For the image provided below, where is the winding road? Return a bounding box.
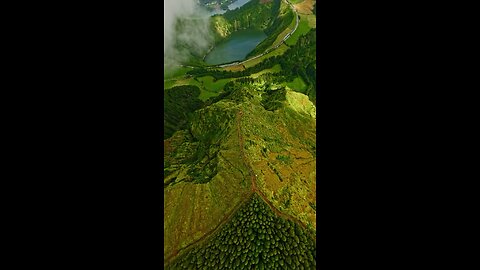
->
[216,0,299,68]
[164,2,313,267]
[170,1,299,73]
[166,107,314,267]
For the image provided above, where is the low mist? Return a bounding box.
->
[164,0,213,73]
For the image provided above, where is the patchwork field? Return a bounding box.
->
[237,88,317,233]
[294,0,316,15]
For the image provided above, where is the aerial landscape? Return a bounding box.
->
[164,0,316,268]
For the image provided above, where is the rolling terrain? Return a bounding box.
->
[164,0,317,268]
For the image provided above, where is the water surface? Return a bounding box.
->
[205,29,266,65]
[209,0,252,16]
[228,0,251,10]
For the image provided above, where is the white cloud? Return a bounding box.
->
[164,0,213,72]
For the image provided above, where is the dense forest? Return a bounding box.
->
[167,194,316,269]
[164,2,317,267]
[164,85,204,139]
[222,0,278,30]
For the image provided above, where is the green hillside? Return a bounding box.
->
[167,194,316,270]
[164,0,317,267]
[211,0,279,40]
[164,74,316,266]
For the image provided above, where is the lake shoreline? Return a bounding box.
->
[204,29,267,65]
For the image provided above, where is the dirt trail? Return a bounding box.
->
[165,192,253,267]
[165,108,314,267]
[236,109,316,241]
[165,113,255,267]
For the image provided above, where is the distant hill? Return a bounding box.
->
[164,1,317,268]
[207,0,276,41]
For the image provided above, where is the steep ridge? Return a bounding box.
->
[164,77,316,265]
[164,1,317,267]
[164,96,252,264]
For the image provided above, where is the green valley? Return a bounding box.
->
[164,0,317,268]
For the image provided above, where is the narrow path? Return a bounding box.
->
[165,106,314,267]
[236,109,316,241]
[165,113,254,267]
[165,192,253,267]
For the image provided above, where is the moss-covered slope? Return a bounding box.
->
[164,96,251,264]
[164,76,316,264]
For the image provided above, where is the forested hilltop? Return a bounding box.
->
[164,0,317,268]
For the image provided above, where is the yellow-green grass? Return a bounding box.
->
[285,76,307,91]
[164,127,252,264]
[306,14,316,28]
[197,76,233,92]
[285,14,312,46]
[266,10,298,51]
[197,76,235,101]
[164,77,202,90]
[294,0,315,15]
[164,174,251,263]
[289,0,304,4]
[164,80,176,90]
[250,64,282,79]
[164,66,192,79]
[164,75,234,101]
[199,90,221,101]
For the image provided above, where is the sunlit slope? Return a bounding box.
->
[164,75,316,264]
[167,193,316,269]
[164,100,252,264]
[237,82,317,233]
[293,0,316,15]
[210,0,278,39]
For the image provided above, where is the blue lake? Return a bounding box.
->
[209,0,252,16]
[204,29,266,65]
